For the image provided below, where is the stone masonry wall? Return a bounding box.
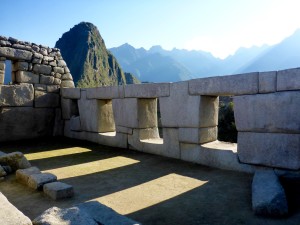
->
[0,36,74,141]
[61,68,300,172]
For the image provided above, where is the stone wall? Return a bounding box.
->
[0,36,74,141]
[61,68,300,172]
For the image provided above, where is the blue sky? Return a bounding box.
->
[1,0,300,58]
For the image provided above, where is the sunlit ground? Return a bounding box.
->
[1,137,300,225]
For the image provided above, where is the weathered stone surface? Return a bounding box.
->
[259,71,276,93]
[113,98,138,128]
[178,127,217,144]
[0,47,32,60]
[61,88,81,99]
[0,69,4,84]
[0,61,5,70]
[40,74,54,84]
[79,91,115,132]
[86,85,124,99]
[16,71,39,83]
[70,116,81,131]
[277,68,300,91]
[0,152,31,171]
[189,72,259,96]
[13,61,28,71]
[33,64,52,75]
[160,82,218,128]
[138,98,157,128]
[46,85,60,93]
[252,170,288,216]
[57,59,67,67]
[0,84,34,106]
[43,182,74,200]
[61,98,79,120]
[0,192,32,225]
[35,91,60,108]
[28,172,57,190]
[234,91,300,133]
[53,108,64,136]
[62,73,73,80]
[238,132,300,170]
[0,107,55,142]
[61,80,75,88]
[116,126,133,135]
[32,206,97,225]
[34,84,46,91]
[161,128,180,159]
[16,166,41,184]
[125,83,170,98]
[0,166,7,177]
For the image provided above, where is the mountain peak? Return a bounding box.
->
[149,45,164,52]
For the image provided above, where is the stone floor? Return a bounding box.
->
[0,137,300,225]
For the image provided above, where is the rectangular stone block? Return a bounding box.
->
[61,98,79,119]
[33,64,52,75]
[78,91,115,132]
[43,182,74,200]
[16,71,39,84]
[160,82,218,128]
[237,132,300,170]
[53,108,64,136]
[27,172,57,190]
[0,107,55,142]
[116,126,133,134]
[70,116,81,131]
[113,98,138,128]
[40,74,54,84]
[61,80,75,88]
[0,70,4,84]
[189,72,259,96]
[0,47,32,60]
[161,128,180,159]
[86,85,124,99]
[13,61,28,71]
[61,88,81,99]
[259,71,276,93]
[138,98,157,128]
[16,166,41,184]
[277,68,300,91]
[0,84,34,106]
[178,127,217,144]
[124,83,170,98]
[47,85,60,93]
[234,91,300,133]
[0,61,5,70]
[35,91,60,108]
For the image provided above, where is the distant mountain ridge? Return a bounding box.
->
[55,22,139,87]
[110,29,300,82]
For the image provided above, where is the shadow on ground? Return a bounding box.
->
[0,137,300,225]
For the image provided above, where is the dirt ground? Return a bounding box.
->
[0,137,300,225]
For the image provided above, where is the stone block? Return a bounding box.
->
[61,98,79,119]
[70,116,81,131]
[161,128,180,159]
[53,108,64,136]
[189,72,259,96]
[61,80,75,88]
[64,120,71,138]
[35,91,60,108]
[125,83,170,98]
[13,61,28,71]
[0,192,32,225]
[61,87,81,99]
[0,152,31,171]
[57,59,67,67]
[178,127,217,144]
[0,61,5,70]
[0,84,34,106]
[33,64,52,75]
[234,91,300,133]
[34,84,46,91]
[16,166,41,184]
[0,47,32,60]
[0,69,4,84]
[16,71,39,84]
[78,91,115,132]
[259,71,276,93]
[47,85,60,93]
[62,73,73,80]
[0,107,55,142]
[116,126,133,134]
[86,85,124,99]
[160,82,218,128]
[0,166,7,177]
[27,172,57,190]
[238,132,300,170]
[113,98,138,128]
[138,98,158,128]
[40,74,54,84]
[53,66,64,74]
[252,170,288,216]
[277,68,300,91]
[43,182,74,200]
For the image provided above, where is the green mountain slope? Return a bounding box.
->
[55,22,140,87]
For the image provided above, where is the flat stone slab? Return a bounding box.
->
[43,182,74,200]
[16,166,41,184]
[27,172,57,190]
[252,170,288,216]
[0,192,32,225]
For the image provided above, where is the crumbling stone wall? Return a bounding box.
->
[61,69,300,172]
[0,36,74,141]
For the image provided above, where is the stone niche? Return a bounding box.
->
[0,36,74,142]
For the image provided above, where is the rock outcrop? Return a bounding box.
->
[55,22,140,87]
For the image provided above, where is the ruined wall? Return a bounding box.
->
[61,68,300,172]
[0,36,74,141]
